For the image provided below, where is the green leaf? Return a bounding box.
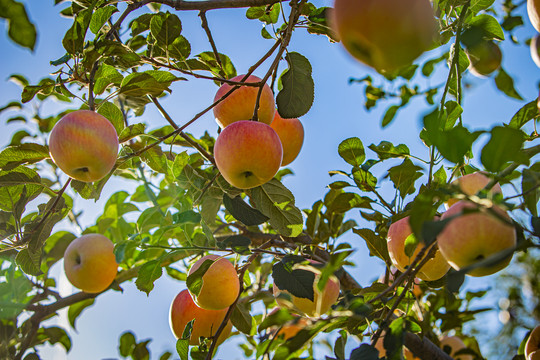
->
[0,0,37,50]
[173,210,201,225]
[119,331,136,357]
[186,258,214,297]
[469,0,496,14]
[350,344,379,360]
[276,52,314,118]
[185,52,236,79]
[62,7,93,54]
[352,167,377,192]
[381,105,399,127]
[521,169,539,217]
[481,126,526,172]
[0,166,43,212]
[494,68,523,100]
[89,5,118,34]
[135,259,163,295]
[223,194,269,226]
[387,158,423,198]
[168,35,191,60]
[231,302,253,334]
[0,143,49,171]
[508,100,539,129]
[16,248,42,276]
[246,4,280,24]
[352,228,390,263]
[338,137,365,166]
[119,70,179,97]
[368,141,409,160]
[97,101,124,135]
[218,235,252,255]
[150,12,181,46]
[67,298,95,330]
[326,192,373,214]
[469,14,505,41]
[272,255,315,301]
[36,326,71,352]
[93,64,123,95]
[119,123,146,143]
[176,339,189,360]
[250,179,303,237]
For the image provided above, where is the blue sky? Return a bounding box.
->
[1,1,539,358]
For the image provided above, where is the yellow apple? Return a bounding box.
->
[49,110,119,182]
[439,336,473,360]
[63,234,118,293]
[438,201,516,277]
[387,216,450,281]
[213,74,275,128]
[467,40,502,77]
[273,262,340,317]
[187,254,240,310]
[526,326,540,360]
[446,171,503,208]
[531,35,540,68]
[330,0,438,73]
[169,289,232,346]
[214,120,283,189]
[270,112,304,166]
[528,0,540,32]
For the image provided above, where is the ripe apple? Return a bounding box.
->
[270,112,304,166]
[438,201,516,277]
[187,254,240,310]
[169,289,232,346]
[330,0,437,73]
[528,0,540,32]
[531,35,540,68]
[213,74,275,128]
[214,120,283,189]
[63,234,118,293]
[466,41,502,77]
[446,171,502,208]
[439,336,473,360]
[49,110,119,182]
[526,326,540,360]
[273,262,340,317]
[387,216,450,281]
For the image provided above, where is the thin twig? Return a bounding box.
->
[199,10,225,77]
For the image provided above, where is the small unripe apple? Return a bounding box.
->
[531,35,540,68]
[438,201,516,277]
[169,289,232,346]
[446,172,502,208]
[467,41,502,77]
[63,234,118,293]
[187,254,240,310]
[330,0,437,73]
[213,74,275,128]
[270,112,304,166]
[439,336,473,360]
[528,0,540,32]
[214,120,283,189]
[49,110,119,182]
[387,216,450,281]
[273,262,340,317]
[526,326,540,360]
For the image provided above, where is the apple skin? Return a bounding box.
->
[439,336,473,360]
[169,289,232,346]
[387,216,450,281]
[528,0,540,32]
[49,110,119,182]
[63,234,118,293]
[213,74,275,128]
[531,35,540,68]
[446,172,502,208]
[270,112,304,166]
[214,120,283,189]
[467,41,502,77]
[526,326,540,360]
[330,0,437,73]
[187,254,240,310]
[438,201,516,277]
[273,262,340,317]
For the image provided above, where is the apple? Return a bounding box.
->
[526,326,540,360]
[438,201,516,277]
[387,216,450,281]
[273,262,340,317]
[270,112,304,166]
[528,0,540,32]
[446,171,502,208]
[63,234,118,293]
[531,35,540,68]
[330,0,437,73]
[187,254,240,310]
[467,40,502,77]
[214,120,283,189]
[49,110,119,182]
[213,74,275,128]
[266,309,311,340]
[169,289,232,346]
[439,336,473,360]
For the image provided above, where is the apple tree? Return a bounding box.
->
[0,0,539,359]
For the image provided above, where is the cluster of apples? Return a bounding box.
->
[213,74,304,189]
[387,172,516,282]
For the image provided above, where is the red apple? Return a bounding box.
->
[213,74,275,128]
[330,0,437,73]
[187,254,240,310]
[169,289,232,346]
[438,201,516,277]
[446,171,502,208]
[49,110,119,182]
[214,120,283,189]
[270,112,304,166]
[63,234,118,293]
[467,41,502,78]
